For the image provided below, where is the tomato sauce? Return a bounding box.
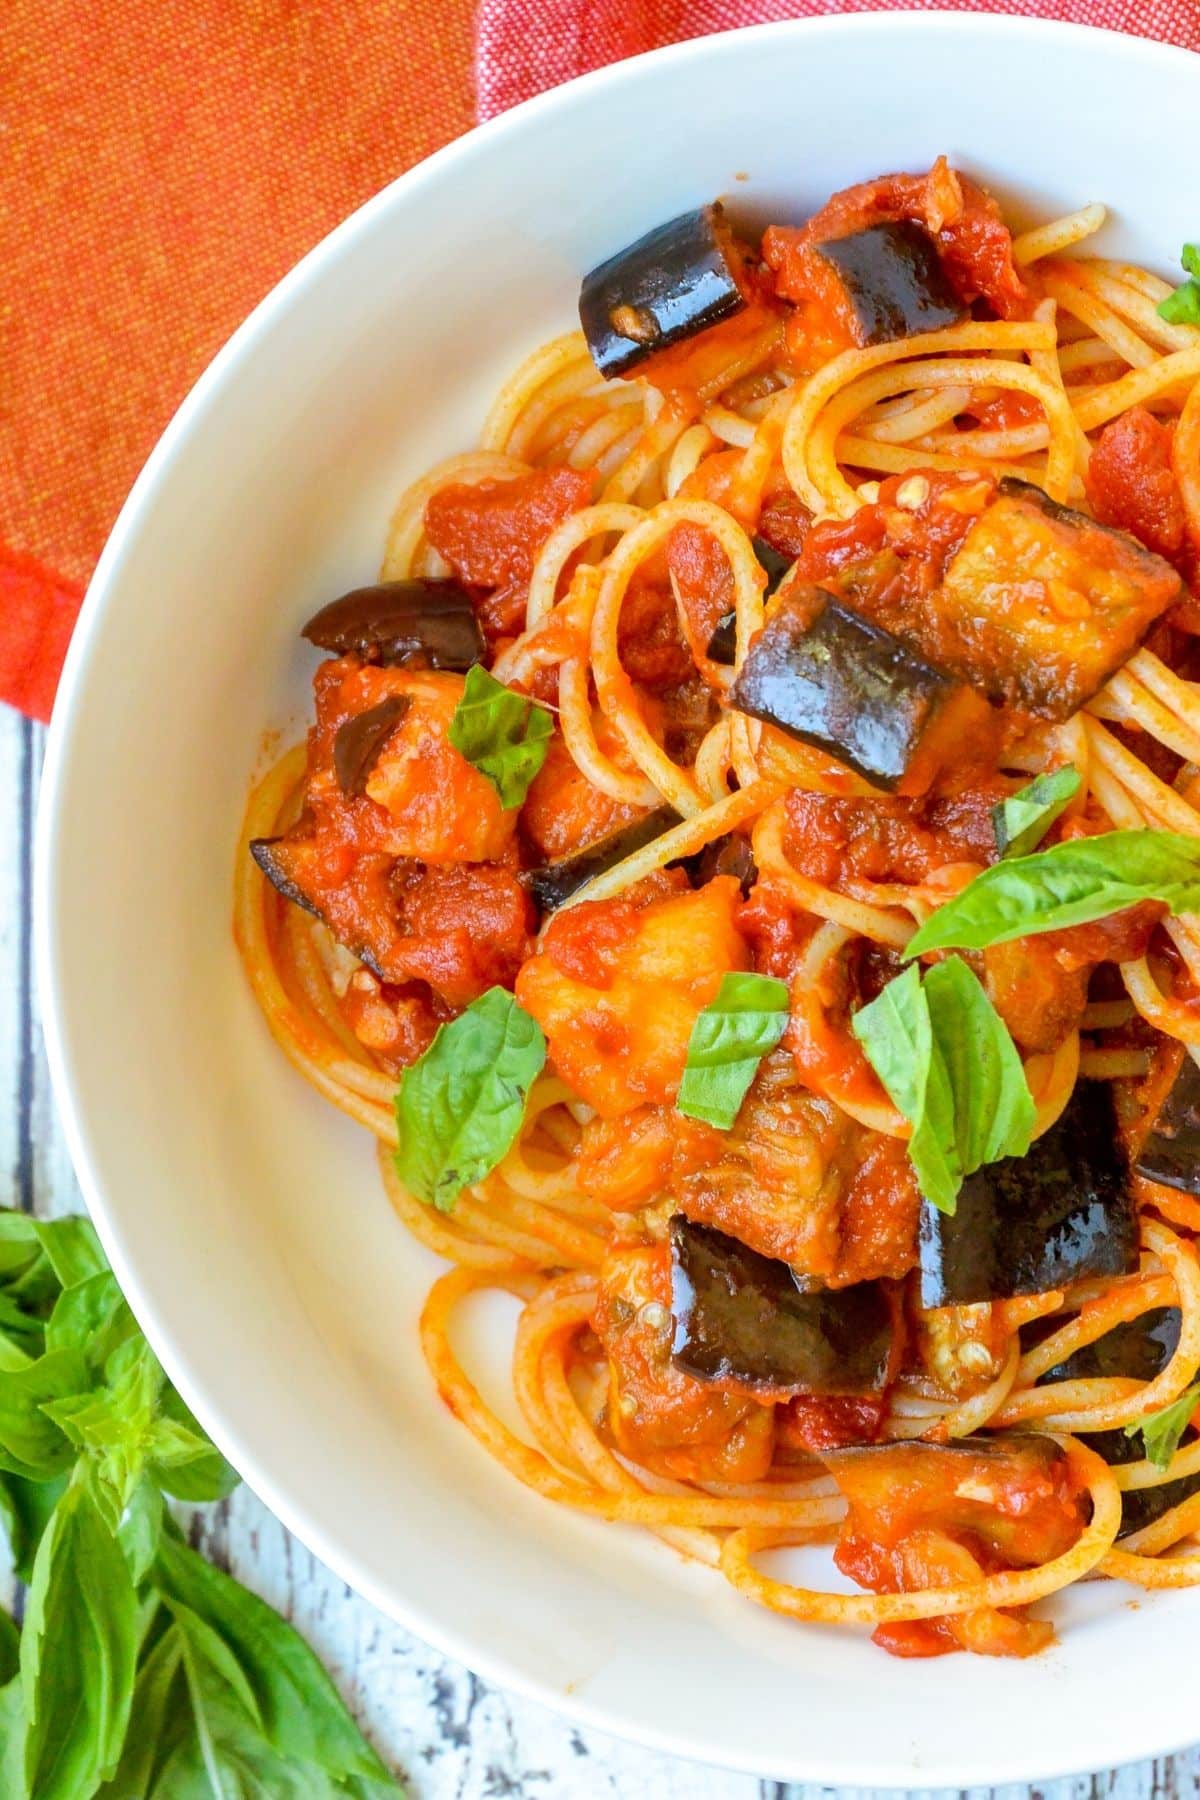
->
[424,467,595,640]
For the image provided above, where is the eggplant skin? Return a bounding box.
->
[730,586,956,789]
[1034,1306,1200,1536]
[249,834,389,982]
[302,580,485,671]
[332,695,411,797]
[249,836,323,921]
[816,221,966,346]
[523,807,678,913]
[920,1080,1136,1305]
[1136,1052,1200,1194]
[579,205,747,380]
[706,537,793,666]
[669,1216,892,1396]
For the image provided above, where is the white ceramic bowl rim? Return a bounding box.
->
[36,15,1200,1784]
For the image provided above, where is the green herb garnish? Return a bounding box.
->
[1124,1380,1200,1472]
[992,766,1081,860]
[447,665,553,808]
[395,987,546,1211]
[1158,245,1200,327]
[852,957,1035,1214]
[0,1208,403,1798]
[904,830,1200,958]
[676,972,790,1131]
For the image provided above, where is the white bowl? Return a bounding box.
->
[36,15,1200,1784]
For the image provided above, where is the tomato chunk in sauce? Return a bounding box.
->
[516,875,748,1116]
[828,1436,1087,1658]
[424,467,594,641]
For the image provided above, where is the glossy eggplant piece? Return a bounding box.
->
[920,1080,1136,1305]
[938,479,1181,719]
[249,835,323,921]
[302,580,485,671]
[523,807,678,913]
[676,831,757,895]
[669,1216,892,1396]
[815,220,966,346]
[579,205,748,380]
[1035,1307,1200,1536]
[1136,1052,1200,1194]
[729,585,957,789]
[706,536,794,666]
[333,695,411,797]
[250,832,389,982]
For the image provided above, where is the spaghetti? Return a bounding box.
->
[236,162,1200,1659]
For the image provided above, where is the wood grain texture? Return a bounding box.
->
[4,702,1198,1798]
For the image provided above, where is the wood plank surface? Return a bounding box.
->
[3,702,1196,1798]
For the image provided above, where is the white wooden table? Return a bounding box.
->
[3,702,1196,1799]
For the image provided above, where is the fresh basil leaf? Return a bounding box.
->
[45,1270,135,1368]
[42,1335,167,1532]
[447,665,553,808]
[118,1481,165,1587]
[0,1347,87,1481]
[0,1608,18,1686]
[31,1217,107,1290]
[21,1476,138,1800]
[853,963,959,1214]
[150,1386,239,1504]
[0,1470,68,1582]
[854,957,1034,1214]
[924,957,1035,1175]
[0,1672,23,1799]
[1124,1379,1200,1471]
[992,766,1080,860]
[395,987,546,1211]
[0,1213,60,1314]
[676,972,790,1130]
[0,1293,44,1362]
[96,1622,184,1798]
[152,1534,402,1793]
[1159,248,1200,325]
[905,829,1200,957]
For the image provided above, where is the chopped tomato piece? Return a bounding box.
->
[827,1436,1087,1659]
[361,671,517,862]
[520,728,648,862]
[515,877,748,1116]
[1086,408,1188,565]
[424,467,594,639]
[666,522,734,671]
[592,1242,775,1483]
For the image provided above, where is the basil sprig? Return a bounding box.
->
[0,1209,402,1799]
[395,987,546,1210]
[852,957,1035,1214]
[992,766,1080,860]
[1158,244,1200,327]
[677,972,790,1130]
[1124,1380,1200,1472]
[447,665,553,808]
[905,829,1200,958]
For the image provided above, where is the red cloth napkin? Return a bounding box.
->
[4,0,1197,721]
[477,0,1200,117]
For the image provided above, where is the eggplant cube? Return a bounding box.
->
[669,1215,892,1396]
[920,1079,1136,1305]
[937,479,1181,719]
[730,586,958,790]
[1035,1306,1200,1536]
[1136,1051,1200,1195]
[815,220,966,346]
[579,205,748,380]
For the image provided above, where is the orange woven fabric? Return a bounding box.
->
[0,0,475,719]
